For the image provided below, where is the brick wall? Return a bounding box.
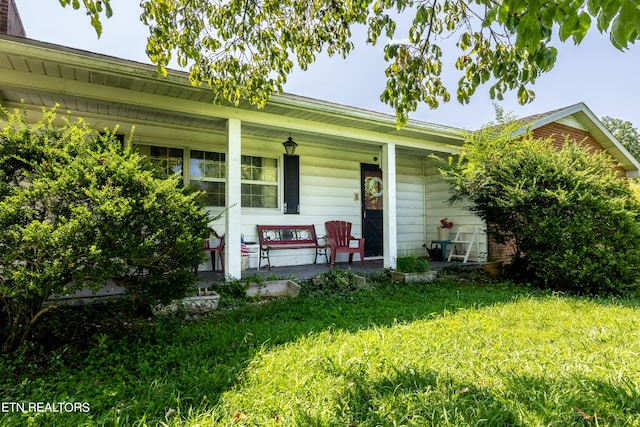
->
[0,0,26,37]
[489,121,626,263]
[531,121,626,176]
[487,234,517,264]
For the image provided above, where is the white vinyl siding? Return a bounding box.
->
[396,155,427,257]
[423,157,487,261]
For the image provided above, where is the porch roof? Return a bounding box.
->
[0,34,464,156]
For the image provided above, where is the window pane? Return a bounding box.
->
[239,155,278,207]
[189,150,226,207]
[240,155,277,182]
[167,158,182,175]
[191,150,225,179]
[150,146,165,157]
[241,192,251,207]
[262,185,278,208]
[192,181,225,207]
[190,157,203,178]
[203,161,223,178]
[241,156,252,180]
[262,164,277,182]
[138,144,183,177]
[241,183,277,208]
[168,148,183,158]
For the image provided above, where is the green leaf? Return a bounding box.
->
[459,32,472,50]
[573,12,592,43]
[559,13,579,41]
[105,1,113,18]
[109,0,640,127]
[482,5,499,27]
[90,15,103,38]
[597,0,621,32]
[609,0,639,49]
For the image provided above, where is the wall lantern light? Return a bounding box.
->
[282,136,298,156]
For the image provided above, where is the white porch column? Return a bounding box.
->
[225,118,242,279]
[382,143,397,269]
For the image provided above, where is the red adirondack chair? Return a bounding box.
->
[325,221,365,266]
[194,228,225,274]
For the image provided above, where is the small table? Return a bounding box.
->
[430,240,451,261]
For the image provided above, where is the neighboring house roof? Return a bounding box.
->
[0,0,25,37]
[517,102,640,176]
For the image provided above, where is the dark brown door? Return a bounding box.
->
[361,163,383,257]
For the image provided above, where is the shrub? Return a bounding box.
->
[303,269,365,297]
[0,106,209,352]
[396,253,430,273]
[438,118,640,295]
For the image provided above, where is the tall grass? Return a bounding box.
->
[2,278,640,426]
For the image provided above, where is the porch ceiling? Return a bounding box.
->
[0,35,463,155]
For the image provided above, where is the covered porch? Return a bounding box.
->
[0,35,486,283]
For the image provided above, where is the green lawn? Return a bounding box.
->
[2,273,640,426]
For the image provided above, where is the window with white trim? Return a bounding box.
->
[241,155,278,208]
[136,146,278,209]
[190,150,226,206]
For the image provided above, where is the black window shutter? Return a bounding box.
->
[283,155,300,214]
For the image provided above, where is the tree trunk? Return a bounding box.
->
[1,296,52,353]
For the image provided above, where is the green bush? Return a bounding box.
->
[302,269,365,297]
[396,253,430,273]
[438,118,640,295]
[0,106,209,352]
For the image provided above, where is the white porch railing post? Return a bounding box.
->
[225,118,242,280]
[382,143,397,269]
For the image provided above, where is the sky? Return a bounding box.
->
[15,0,640,131]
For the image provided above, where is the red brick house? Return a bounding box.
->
[0,0,24,38]
[486,103,640,262]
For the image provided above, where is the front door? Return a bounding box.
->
[361,163,383,257]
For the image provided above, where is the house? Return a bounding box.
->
[1,4,638,278]
[525,104,638,178]
[485,104,640,262]
[0,0,24,38]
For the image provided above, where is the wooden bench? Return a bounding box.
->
[257,225,328,270]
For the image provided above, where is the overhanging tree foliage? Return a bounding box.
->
[438,118,640,295]
[602,116,640,162]
[0,107,209,352]
[60,0,639,125]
